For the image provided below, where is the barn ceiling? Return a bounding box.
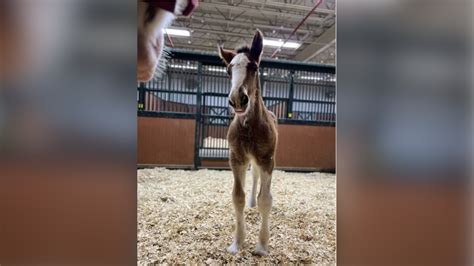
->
[168,0,336,64]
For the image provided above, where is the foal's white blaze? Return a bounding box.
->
[229,53,250,98]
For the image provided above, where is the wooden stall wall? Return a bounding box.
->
[276,124,335,171]
[200,124,335,171]
[138,117,335,171]
[137,117,195,167]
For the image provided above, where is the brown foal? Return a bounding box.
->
[218,30,278,256]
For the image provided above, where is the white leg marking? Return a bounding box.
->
[227,241,239,254]
[248,164,259,208]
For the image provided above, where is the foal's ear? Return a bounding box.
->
[218,45,235,66]
[250,29,264,64]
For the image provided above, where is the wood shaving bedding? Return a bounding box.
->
[138,168,335,265]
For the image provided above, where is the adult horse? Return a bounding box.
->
[137,0,198,82]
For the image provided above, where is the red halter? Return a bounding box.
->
[144,0,199,16]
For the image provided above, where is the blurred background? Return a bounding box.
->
[337,0,473,264]
[0,0,136,264]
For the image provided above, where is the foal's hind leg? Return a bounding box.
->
[248,164,259,208]
[255,167,273,256]
[227,162,248,254]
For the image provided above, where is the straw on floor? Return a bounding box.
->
[138,168,335,265]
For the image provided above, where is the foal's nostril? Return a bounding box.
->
[240,94,249,106]
[229,99,236,108]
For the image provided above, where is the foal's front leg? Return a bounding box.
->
[227,163,247,254]
[248,164,259,208]
[255,168,273,256]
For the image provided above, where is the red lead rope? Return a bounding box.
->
[166,31,175,48]
[270,0,324,58]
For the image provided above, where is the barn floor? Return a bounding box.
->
[138,168,336,265]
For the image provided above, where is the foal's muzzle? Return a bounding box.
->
[137,32,162,82]
[228,91,249,114]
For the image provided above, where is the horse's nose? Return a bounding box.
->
[240,94,249,107]
[228,99,236,108]
[137,31,163,82]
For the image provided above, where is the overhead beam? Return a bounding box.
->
[173,37,296,54]
[166,43,218,52]
[189,27,323,46]
[306,39,336,62]
[244,0,335,15]
[198,2,324,24]
[293,25,335,62]
[173,25,324,46]
[168,42,295,57]
[190,28,255,39]
[175,16,314,34]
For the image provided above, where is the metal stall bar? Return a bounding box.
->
[193,62,203,169]
[287,70,295,119]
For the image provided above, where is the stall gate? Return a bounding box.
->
[138,49,336,169]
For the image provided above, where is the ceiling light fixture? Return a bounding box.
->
[263,39,301,49]
[164,28,191,37]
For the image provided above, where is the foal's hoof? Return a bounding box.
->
[254,243,269,256]
[227,241,240,254]
[247,200,257,208]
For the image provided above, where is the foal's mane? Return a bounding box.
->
[235,46,250,54]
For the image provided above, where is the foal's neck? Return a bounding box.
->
[244,77,266,123]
